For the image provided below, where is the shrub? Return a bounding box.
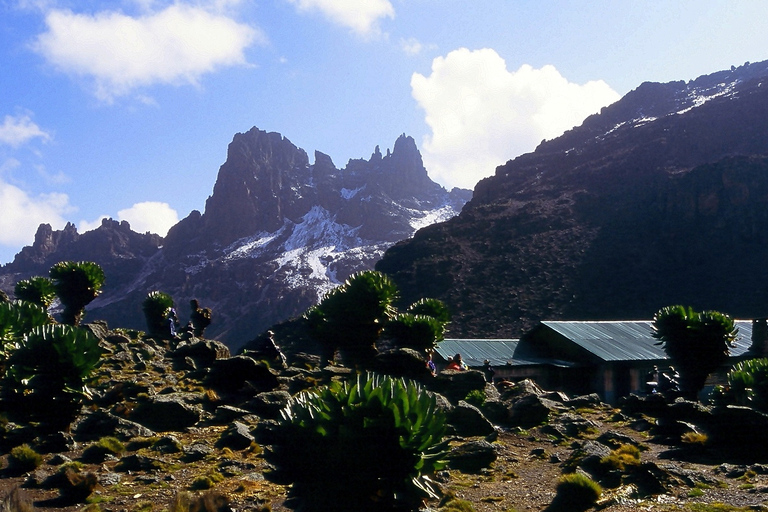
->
[552,473,602,511]
[719,358,768,410]
[600,443,641,471]
[464,389,486,408]
[265,372,448,512]
[681,432,709,446]
[8,444,43,473]
[82,437,126,462]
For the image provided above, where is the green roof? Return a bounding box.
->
[540,320,754,362]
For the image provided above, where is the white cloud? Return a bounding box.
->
[78,216,108,233]
[411,48,621,190]
[400,37,435,56]
[0,115,51,148]
[33,4,264,101]
[287,0,394,37]
[0,179,72,248]
[117,201,179,236]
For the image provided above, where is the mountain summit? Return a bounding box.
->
[378,60,768,337]
[0,129,470,349]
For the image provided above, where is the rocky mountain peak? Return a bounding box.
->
[1,127,470,350]
[199,128,312,245]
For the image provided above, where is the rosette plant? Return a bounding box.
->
[305,271,399,366]
[14,276,56,309]
[265,372,448,512]
[49,261,105,325]
[4,324,103,429]
[142,291,175,338]
[652,305,737,400]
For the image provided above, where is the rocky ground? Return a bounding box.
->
[1,325,768,512]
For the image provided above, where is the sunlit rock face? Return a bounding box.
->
[0,128,470,350]
[378,60,768,338]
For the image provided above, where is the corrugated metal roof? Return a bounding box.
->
[435,339,524,367]
[542,320,754,362]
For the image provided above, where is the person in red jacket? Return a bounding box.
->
[446,353,467,371]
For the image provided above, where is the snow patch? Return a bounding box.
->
[341,186,364,199]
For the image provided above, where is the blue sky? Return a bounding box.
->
[1,1,767,264]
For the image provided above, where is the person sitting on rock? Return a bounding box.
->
[426,350,437,376]
[446,353,467,371]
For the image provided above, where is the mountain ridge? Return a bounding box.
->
[0,129,470,349]
[377,59,768,338]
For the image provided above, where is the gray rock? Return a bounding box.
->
[447,440,498,473]
[205,355,280,394]
[507,394,566,428]
[448,401,496,437]
[73,411,155,442]
[130,394,203,432]
[430,369,487,403]
[247,390,292,419]
[217,421,255,450]
[212,405,251,424]
[183,442,214,462]
[170,340,231,369]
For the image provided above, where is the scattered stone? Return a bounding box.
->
[246,390,292,419]
[183,442,214,462]
[130,394,203,432]
[152,435,183,454]
[205,356,280,394]
[446,440,498,473]
[448,401,496,437]
[507,394,566,428]
[217,421,255,450]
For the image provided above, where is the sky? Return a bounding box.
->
[1,1,768,265]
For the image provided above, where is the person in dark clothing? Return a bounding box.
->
[482,359,495,382]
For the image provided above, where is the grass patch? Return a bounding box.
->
[8,444,43,473]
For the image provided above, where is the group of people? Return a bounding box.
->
[426,352,495,382]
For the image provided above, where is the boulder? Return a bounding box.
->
[372,348,433,380]
[448,401,496,437]
[246,390,292,419]
[204,355,280,394]
[73,411,155,442]
[507,394,566,428]
[217,421,255,451]
[429,369,487,403]
[170,340,231,369]
[446,440,498,473]
[130,394,203,432]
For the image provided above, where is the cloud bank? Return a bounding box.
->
[80,201,178,237]
[287,0,394,37]
[411,48,621,190]
[117,201,179,236]
[0,181,72,249]
[33,4,263,101]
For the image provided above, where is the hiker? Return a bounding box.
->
[482,359,495,382]
[426,351,436,376]
[446,353,467,371]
